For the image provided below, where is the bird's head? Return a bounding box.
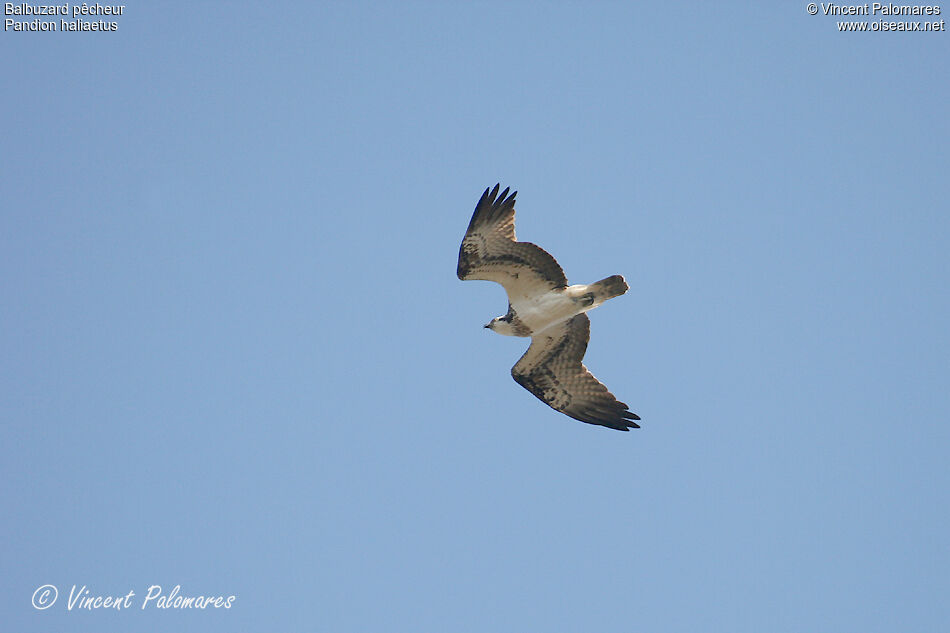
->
[484,315,517,336]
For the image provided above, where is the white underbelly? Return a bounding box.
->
[513,290,583,334]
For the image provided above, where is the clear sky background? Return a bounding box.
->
[3,2,948,632]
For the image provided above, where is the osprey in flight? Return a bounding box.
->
[457,184,640,431]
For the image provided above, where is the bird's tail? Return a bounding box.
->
[590,275,628,302]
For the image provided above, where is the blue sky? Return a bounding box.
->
[3,2,948,631]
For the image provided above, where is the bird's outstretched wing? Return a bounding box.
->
[511,314,640,431]
[457,184,567,300]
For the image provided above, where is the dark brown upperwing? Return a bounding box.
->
[511,314,640,431]
[457,184,567,296]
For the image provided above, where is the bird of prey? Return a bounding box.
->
[457,184,640,431]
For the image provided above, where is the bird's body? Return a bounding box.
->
[489,289,581,336]
[457,184,640,431]
[487,280,626,337]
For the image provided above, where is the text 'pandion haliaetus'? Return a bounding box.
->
[458,184,640,431]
